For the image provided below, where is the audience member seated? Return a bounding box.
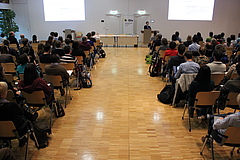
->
[19,38,35,63]
[151,33,162,53]
[63,38,72,51]
[175,31,182,43]
[18,63,54,104]
[90,31,97,43]
[39,44,52,63]
[2,40,18,57]
[32,34,39,43]
[205,31,213,42]
[0,65,18,94]
[0,82,28,148]
[7,31,19,49]
[188,35,200,56]
[171,34,180,46]
[52,41,65,56]
[166,44,186,76]
[205,42,214,58]
[16,53,30,76]
[183,35,192,47]
[0,33,7,44]
[174,51,200,79]
[37,43,44,57]
[188,66,215,119]
[45,55,69,96]
[86,32,95,47]
[206,49,226,74]
[71,41,86,61]
[163,41,178,61]
[66,34,74,43]
[157,38,169,53]
[58,36,63,43]
[194,47,209,66]
[0,45,14,63]
[197,32,203,42]
[202,94,240,146]
[18,34,25,44]
[60,47,77,64]
[216,63,240,110]
[79,36,92,51]
[45,36,55,49]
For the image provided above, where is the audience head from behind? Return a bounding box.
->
[82,36,87,42]
[9,31,15,37]
[50,54,60,63]
[0,33,5,38]
[230,34,236,41]
[72,41,79,50]
[215,44,226,53]
[54,32,58,38]
[20,34,25,39]
[66,34,72,40]
[58,36,63,43]
[63,46,71,55]
[186,35,192,41]
[175,31,180,37]
[161,38,168,46]
[65,38,71,45]
[198,47,206,56]
[178,44,185,55]
[195,65,211,84]
[184,51,193,60]
[55,41,62,49]
[86,32,92,39]
[32,35,38,43]
[3,40,9,46]
[0,81,8,99]
[50,31,55,37]
[209,31,213,38]
[19,53,29,65]
[213,49,223,61]
[22,38,29,46]
[23,63,39,86]
[169,41,176,50]
[91,31,96,37]
[156,33,162,40]
[44,44,51,53]
[0,45,9,54]
[192,34,198,43]
[171,34,177,41]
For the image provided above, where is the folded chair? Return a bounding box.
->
[0,121,38,160]
[200,127,240,160]
[182,91,220,132]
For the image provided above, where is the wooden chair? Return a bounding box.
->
[224,92,240,113]
[182,91,220,132]
[31,43,39,53]
[0,121,38,160]
[39,63,51,74]
[201,127,240,159]
[43,75,71,108]
[75,56,84,65]
[4,74,15,86]
[9,44,18,50]
[6,90,16,103]
[211,74,225,88]
[22,91,53,127]
[159,50,166,59]
[1,63,16,74]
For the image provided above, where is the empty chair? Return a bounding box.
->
[1,63,16,74]
[211,74,225,88]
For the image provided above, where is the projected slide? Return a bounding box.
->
[43,0,85,21]
[168,0,215,21]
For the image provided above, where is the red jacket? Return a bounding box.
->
[164,49,178,60]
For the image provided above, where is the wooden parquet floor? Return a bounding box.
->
[13,47,240,160]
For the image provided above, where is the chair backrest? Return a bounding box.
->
[221,127,240,145]
[0,121,17,138]
[4,74,14,84]
[165,56,172,64]
[84,50,90,57]
[211,74,225,86]
[43,75,62,87]
[9,44,18,50]
[75,56,83,65]
[22,90,46,106]
[1,63,16,74]
[60,63,75,70]
[226,92,239,106]
[159,50,166,58]
[6,90,16,103]
[39,63,51,74]
[195,91,220,106]
[18,73,24,81]
[31,43,39,53]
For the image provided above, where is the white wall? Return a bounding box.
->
[7,0,240,41]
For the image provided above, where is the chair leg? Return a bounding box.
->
[188,106,191,132]
[200,135,209,155]
[182,103,187,120]
[210,137,214,160]
[230,147,235,156]
[24,132,30,160]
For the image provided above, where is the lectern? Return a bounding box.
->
[142,29,151,44]
[63,29,76,40]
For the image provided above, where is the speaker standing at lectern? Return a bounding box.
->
[144,21,151,29]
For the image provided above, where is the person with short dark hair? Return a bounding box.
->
[194,47,209,66]
[32,35,38,43]
[206,49,226,74]
[71,41,86,61]
[206,31,214,42]
[0,45,14,63]
[163,41,178,60]
[7,31,19,49]
[19,38,35,62]
[188,34,200,53]
[2,40,18,57]
[79,36,92,51]
[174,51,200,79]
[52,40,64,56]
[144,21,151,29]
[157,38,169,52]
[175,31,182,43]
[16,53,29,76]
[0,33,7,44]
[45,55,69,96]
[39,44,52,63]
[183,35,192,47]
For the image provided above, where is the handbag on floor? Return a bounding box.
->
[54,101,65,117]
[157,85,174,104]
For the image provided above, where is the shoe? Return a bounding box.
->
[60,89,65,96]
[19,136,27,148]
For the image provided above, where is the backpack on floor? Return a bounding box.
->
[145,55,152,64]
[149,53,162,77]
[54,101,65,118]
[99,49,106,58]
[30,121,51,149]
[157,85,174,104]
[80,71,92,88]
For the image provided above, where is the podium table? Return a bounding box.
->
[99,35,139,47]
